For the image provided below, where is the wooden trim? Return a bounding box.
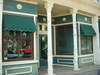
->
[3,10,37,17]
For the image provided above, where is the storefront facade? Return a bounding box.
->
[2,0,38,75]
[0,0,100,75]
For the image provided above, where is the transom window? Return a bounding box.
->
[3,30,34,61]
[81,36,93,55]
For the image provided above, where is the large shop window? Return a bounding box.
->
[56,25,73,55]
[81,36,93,55]
[3,14,36,61]
[3,31,34,60]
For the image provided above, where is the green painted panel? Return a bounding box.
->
[54,15,72,24]
[77,14,92,24]
[7,67,30,74]
[3,0,37,14]
[3,13,36,32]
[38,15,47,23]
[79,56,94,66]
[80,24,96,35]
[3,63,38,75]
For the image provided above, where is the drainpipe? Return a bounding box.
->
[70,8,80,71]
[0,0,3,74]
[44,1,55,75]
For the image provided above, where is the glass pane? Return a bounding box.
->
[81,36,93,55]
[87,40,93,54]
[3,31,33,60]
[81,39,87,54]
[56,26,73,55]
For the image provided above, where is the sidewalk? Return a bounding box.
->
[38,64,100,75]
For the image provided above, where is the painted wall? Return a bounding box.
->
[53,15,72,24]
[76,14,94,66]
[3,0,37,14]
[79,55,94,66]
[3,63,38,75]
[38,15,47,23]
[53,56,74,66]
[77,14,92,24]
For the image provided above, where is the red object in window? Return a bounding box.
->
[18,48,32,54]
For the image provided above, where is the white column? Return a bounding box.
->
[0,0,3,74]
[92,16,100,65]
[34,16,37,60]
[70,8,79,71]
[45,1,55,75]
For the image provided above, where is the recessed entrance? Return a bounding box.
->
[39,35,47,66]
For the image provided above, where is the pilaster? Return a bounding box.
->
[70,8,79,71]
[0,0,3,74]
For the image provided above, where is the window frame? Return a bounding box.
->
[81,35,93,55]
[2,30,34,62]
[56,25,73,55]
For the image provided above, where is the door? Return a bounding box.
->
[39,35,47,66]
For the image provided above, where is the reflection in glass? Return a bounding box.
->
[3,31,33,60]
[81,36,93,55]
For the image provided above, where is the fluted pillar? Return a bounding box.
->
[45,1,55,75]
[70,8,79,71]
[0,0,3,74]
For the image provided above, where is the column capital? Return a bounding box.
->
[0,0,3,4]
[44,1,54,12]
[70,8,78,14]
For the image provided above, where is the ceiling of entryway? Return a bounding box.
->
[31,0,70,16]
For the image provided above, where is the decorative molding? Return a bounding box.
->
[53,55,74,57]
[53,64,73,67]
[82,57,93,64]
[62,17,67,22]
[3,60,38,66]
[15,0,37,5]
[44,1,54,12]
[79,54,93,57]
[52,13,71,17]
[70,8,78,14]
[3,10,37,17]
[77,12,93,17]
[57,58,73,64]
[85,17,88,21]
[16,4,23,10]
[5,66,32,75]
[77,22,92,25]
[54,22,73,26]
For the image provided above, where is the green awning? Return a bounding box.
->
[3,14,36,32]
[80,24,96,36]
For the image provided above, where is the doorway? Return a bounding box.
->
[39,35,47,66]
